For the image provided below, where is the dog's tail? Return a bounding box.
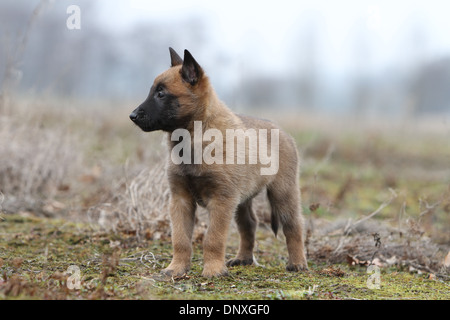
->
[267,188,280,237]
[271,211,279,237]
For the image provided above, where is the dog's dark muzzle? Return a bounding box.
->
[129,107,155,132]
[129,108,143,123]
[129,112,138,122]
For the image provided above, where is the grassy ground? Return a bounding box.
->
[0,98,449,299]
[0,214,448,300]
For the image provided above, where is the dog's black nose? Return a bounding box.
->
[129,112,138,122]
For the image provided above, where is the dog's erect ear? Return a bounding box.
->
[169,47,183,67]
[181,49,203,86]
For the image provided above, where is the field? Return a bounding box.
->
[0,97,449,300]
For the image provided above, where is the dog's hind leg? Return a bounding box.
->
[226,198,257,267]
[267,182,308,272]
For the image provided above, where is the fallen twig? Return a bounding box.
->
[347,188,398,234]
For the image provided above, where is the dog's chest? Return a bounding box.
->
[184,173,216,207]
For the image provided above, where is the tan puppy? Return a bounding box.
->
[130,48,307,277]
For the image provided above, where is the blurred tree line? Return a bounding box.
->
[1,0,449,116]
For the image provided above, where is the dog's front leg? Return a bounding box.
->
[202,199,237,277]
[161,195,196,277]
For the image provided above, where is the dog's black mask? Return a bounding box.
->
[129,83,181,132]
[130,48,203,132]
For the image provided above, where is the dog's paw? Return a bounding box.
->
[226,258,254,267]
[161,263,190,277]
[286,262,309,272]
[202,263,229,278]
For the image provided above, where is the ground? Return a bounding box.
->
[0,214,448,300]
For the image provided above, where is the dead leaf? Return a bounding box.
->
[309,203,320,212]
[11,258,23,269]
[346,255,358,266]
[319,266,346,277]
[57,184,70,192]
[444,251,450,268]
[144,229,153,240]
[173,274,190,281]
[346,255,369,266]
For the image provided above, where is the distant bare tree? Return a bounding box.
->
[410,58,450,114]
[0,0,49,112]
[350,21,371,118]
[1,2,209,101]
[295,20,319,110]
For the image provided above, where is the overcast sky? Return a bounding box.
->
[95,0,450,77]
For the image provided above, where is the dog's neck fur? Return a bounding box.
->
[166,77,241,156]
[187,77,241,134]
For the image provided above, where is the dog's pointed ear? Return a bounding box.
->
[181,49,203,86]
[169,47,183,67]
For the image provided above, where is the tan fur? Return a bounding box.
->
[151,51,307,277]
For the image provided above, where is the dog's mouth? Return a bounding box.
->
[129,114,156,132]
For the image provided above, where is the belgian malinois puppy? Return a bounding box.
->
[130,48,307,277]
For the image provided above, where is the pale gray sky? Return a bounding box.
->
[96,0,450,76]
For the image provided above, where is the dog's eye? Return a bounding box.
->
[156,86,165,99]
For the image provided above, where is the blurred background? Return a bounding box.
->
[1,0,450,117]
[0,1,449,281]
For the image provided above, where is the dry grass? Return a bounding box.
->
[87,162,171,239]
[0,98,82,213]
